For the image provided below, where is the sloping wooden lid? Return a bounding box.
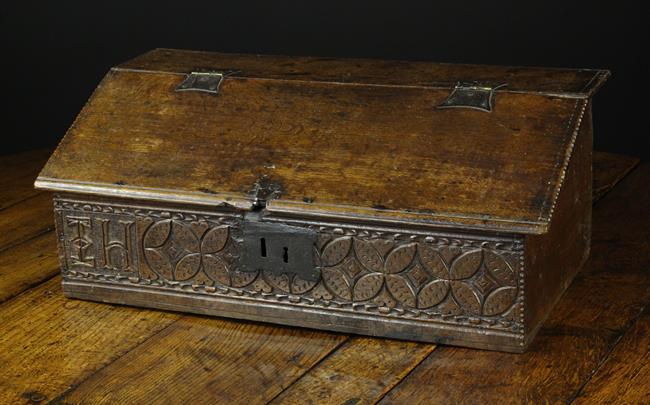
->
[36,49,608,234]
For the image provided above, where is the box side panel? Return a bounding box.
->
[52,194,527,352]
[523,104,593,346]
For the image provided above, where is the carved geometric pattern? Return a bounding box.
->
[317,235,519,317]
[54,198,524,334]
[142,219,237,282]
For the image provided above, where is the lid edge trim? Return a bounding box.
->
[34,177,253,211]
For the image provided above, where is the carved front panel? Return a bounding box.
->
[54,197,524,336]
[315,230,521,320]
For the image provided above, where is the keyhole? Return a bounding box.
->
[260,238,267,257]
[282,247,289,263]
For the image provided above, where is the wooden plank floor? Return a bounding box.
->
[0,150,647,405]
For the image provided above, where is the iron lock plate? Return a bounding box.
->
[241,220,319,282]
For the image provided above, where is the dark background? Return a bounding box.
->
[1,1,647,159]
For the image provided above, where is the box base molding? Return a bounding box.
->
[63,279,527,353]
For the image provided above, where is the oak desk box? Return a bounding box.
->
[35,49,609,352]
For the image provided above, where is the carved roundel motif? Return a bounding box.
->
[143,219,231,282]
[319,236,519,317]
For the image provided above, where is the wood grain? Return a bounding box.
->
[60,318,346,405]
[0,149,50,210]
[37,66,590,234]
[379,164,650,404]
[0,277,180,405]
[0,192,53,252]
[573,306,650,404]
[1,178,42,212]
[592,151,640,202]
[0,231,58,303]
[270,337,435,405]
[0,150,58,302]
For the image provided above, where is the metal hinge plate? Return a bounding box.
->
[176,71,225,95]
[437,82,507,112]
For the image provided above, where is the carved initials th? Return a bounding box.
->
[66,216,95,267]
[96,218,135,272]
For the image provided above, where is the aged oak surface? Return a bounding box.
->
[0,232,58,303]
[269,337,436,405]
[0,192,53,253]
[574,306,650,404]
[0,150,646,405]
[37,50,609,233]
[0,277,179,405]
[33,51,609,352]
[61,319,346,404]
[39,69,584,232]
[0,149,50,211]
